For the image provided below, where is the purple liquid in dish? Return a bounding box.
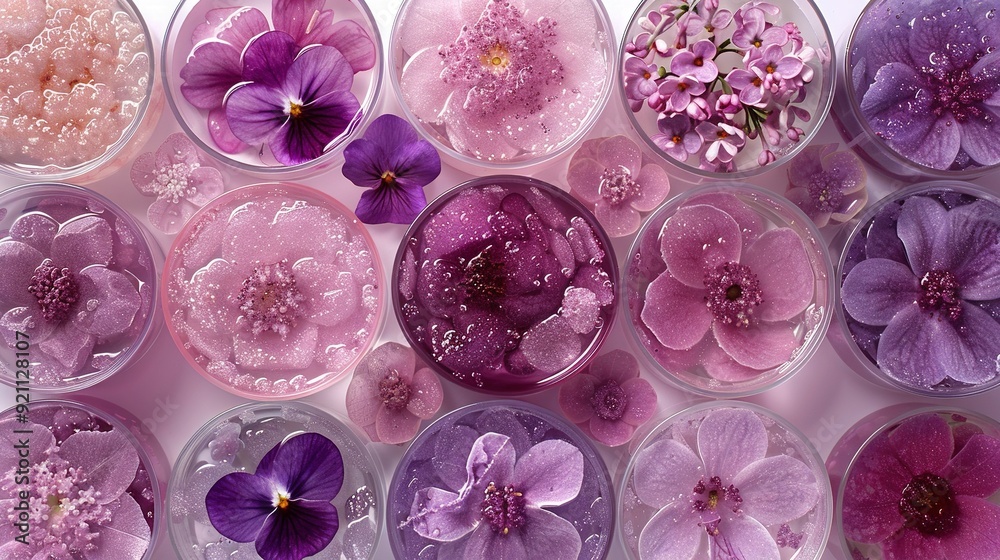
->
[394,176,618,394]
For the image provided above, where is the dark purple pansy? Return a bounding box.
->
[225,31,361,166]
[342,114,441,224]
[205,432,344,560]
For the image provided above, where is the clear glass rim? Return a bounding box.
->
[387,0,616,170]
[161,0,385,177]
[0,182,160,393]
[834,180,1000,397]
[621,182,835,398]
[160,182,386,401]
[390,174,620,395]
[617,0,838,180]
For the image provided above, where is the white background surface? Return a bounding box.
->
[4,0,1000,559]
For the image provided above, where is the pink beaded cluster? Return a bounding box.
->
[0,0,149,170]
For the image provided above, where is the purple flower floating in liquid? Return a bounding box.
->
[842,194,1000,389]
[206,433,344,560]
[404,432,585,560]
[633,407,819,559]
[343,114,441,225]
[842,413,1000,558]
[785,143,867,228]
[558,349,657,447]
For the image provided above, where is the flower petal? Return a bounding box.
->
[208,107,248,154]
[58,429,140,505]
[241,31,299,87]
[698,407,768,482]
[293,259,359,327]
[733,455,820,526]
[661,204,742,288]
[207,6,269,49]
[0,419,52,474]
[641,272,712,350]
[522,508,584,560]
[713,514,779,560]
[186,166,226,206]
[355,181,428,225]
[513,439,584,507]
[0,240,43,308]
[466,432,516,493]
[638,500,702,560]
[944,200,1000,300]
[232,322,319,370]
[937,496,1000,559]
[864,201,907,263]
[566,157,604,204]
[713,319,799,370]
[312,20,377,73]
[72,267,142,337]
[942,433,1000,498]
[634,439,703,509]
[462,525,528,560]
[559,372,597,425]
[682,193,763,249]
[742,228,815,322]
[50,215,113,272]
[597,135,641,175]
[398,0,464,54]
[787,143,833,187]
[272,0,329,45]
[224,83,288,145]
[594,199,641,237]
[444,104,519,161]
[9,212,58,254]
[631,164,670,212]
[255,432,344,501]
[408,486,478,542]
[399,46,454,123]
[270,90,361,166]
[36,323,95,373]
[375,405,421,445]
[345,370,382,433]
[702,342,762,382]
[179,41,243,109]
[407,367,443,419]
[587,349,639,385]
[589,416,635,447]
[946,301,1000,384]
[621,377,657,426]
[841,258,921,326]
[841,430,909,543]
[255,498,339,560]
[896,195,949,277]
[147,197,197,235]
[86,494,149,560]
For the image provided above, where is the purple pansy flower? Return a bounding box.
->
[346,342,444,444]
[405,432,585,560]
[842,413,1000,559]
[342,114,441,225]
[130,133,225,234]
[842,195,1000,388]
[671,40,719,83]
[225,31,361,166]
[206,433,344,560]
[785,143,868,228]
[634,408,819,559]
[558,349,657,447]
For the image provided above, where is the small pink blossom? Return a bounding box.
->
[671,40,719,83]
[625,58,661,111]
[659,75,707,112]
[697,121,746,164]
[732,7,788,50]
[652,113,704,162]
[686,96,713,121]
[785,143,868,227]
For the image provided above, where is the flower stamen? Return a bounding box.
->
[918,270,962,321]
[28,259,79,322]
[899,473,958,536]
[590,380,628,421]
[237,260,306,338]
[481,482,527,535]
[598,165,640,205]
[378,370,412,411]
[704,262,763,327]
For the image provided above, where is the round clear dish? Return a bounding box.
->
[161,182,384,400]
[833,181,1000,397]
[619,400,832,560]
[393,175,618,394]
[0,397,167,559]
[387,399,614,560]
[0,183,160,392]
[620,0,835,179]
[167,401,383,560]
[0,0,161,183]
[827,406,1000,560]
[162,0,383,177]
[389,0,615,172]
[832,0,1000,179]
[623,183,832,397]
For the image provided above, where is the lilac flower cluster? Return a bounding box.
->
[624,0,819,172]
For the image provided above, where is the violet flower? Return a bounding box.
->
[558,349,657,447]
[130,133,225,234]
[785,143,867,228]
[842,195,1000,388]
[697,122,746,164]
[671,40,719,84]
[640,199,815,377]
[841,413,1000,558]
[732,7,788,50]
[0,216,142,381]
[0,417,149,559]
[652,113,704,162]
[566,135,671,237]
[346,341,444,444]
[225,31,361,166]
[624,58,661,112]
[342,114,440,225]
[405,432,585,559]
[634,408,819,559]
[206,433,344,560]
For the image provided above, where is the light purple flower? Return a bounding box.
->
[671,39,719,83]
[652,113,703,161]
[558,349,657,447]
[732,6,787,50]
[785,143,868,227]
[727,66,769,106]
[567,135,671,237]
[342,114,440,225]
[842,196,1000,387]
[405,432,585,560]
[624,58,661,111]
[747,44,805,90]
[225,31,361,166]
[697,122,745,164]
[130,133,225,234]
[686,97,713,121]
[659,75,706,113]
[633,408,819,559]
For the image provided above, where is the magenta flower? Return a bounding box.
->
[785,143,868,228]
[558,349,657,447]
[405,432,585,560]
[130,133,224,234]
[842,413,1000,558]
[346,342,444,445]
[697,122,746,164]
[225,31,361,166]
[634,408,819,559]
[342,114,441,225]
[566,135,670,237]
[652,113,704,162]
[640,200,815,378]
[671,40,719,83]
[206,433,344,560]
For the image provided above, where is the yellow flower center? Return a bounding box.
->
[288,102,304,119]
[277,494,290,510]
[481,44,510,74]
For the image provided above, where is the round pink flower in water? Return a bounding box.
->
[558,349,657,447]
[567,136,670,237]
[785,143,867,228]
[346,342,444,445]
